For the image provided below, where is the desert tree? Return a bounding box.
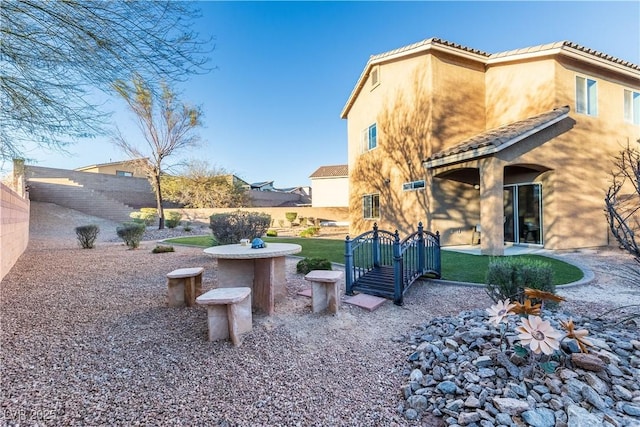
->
[605,141,640,261]
[113,76,202,229]
[0,0,211,163]
[162,160,250,209]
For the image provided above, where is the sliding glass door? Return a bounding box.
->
[504,183,542,245]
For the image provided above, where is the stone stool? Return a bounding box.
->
[196,287,252,346]
[304,270,343,314]
[166,267,204,307]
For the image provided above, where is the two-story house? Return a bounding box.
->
[341,38,639,255]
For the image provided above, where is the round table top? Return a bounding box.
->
[203,242,302,259]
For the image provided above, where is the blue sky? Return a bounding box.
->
[18,1,640,188]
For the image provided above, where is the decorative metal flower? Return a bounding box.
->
[511,299,542,316]
[560,318,593,353]
[523,288,566,303]
[516,315,562,355]
[486,299,516,327]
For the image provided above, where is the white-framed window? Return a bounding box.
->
[402,180,425,191]
[370,65,380,89]
[361,123,377,152]
[363,193,380,219]
[624,89,640,125]
[576,75,598,116]
[116,170,133,177]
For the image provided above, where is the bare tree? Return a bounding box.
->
[162,160,250,209]
[1,0,211,163]
[605,142,640,261]
[113,76,202,229]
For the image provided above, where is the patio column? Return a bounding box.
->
[479,157,505,256]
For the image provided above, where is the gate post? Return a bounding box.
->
[417,222,425,275]
[435,231,442,278]
[392,230,403,305]
[372,222,381,268]
[345,236,354,295]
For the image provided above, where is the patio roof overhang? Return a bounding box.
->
[423,106,571,170]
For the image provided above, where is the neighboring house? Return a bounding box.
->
[75,158,149,177]
[341,38,640,255]
[246,181,311,207]
[309,164,349,208]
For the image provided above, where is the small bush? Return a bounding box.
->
[183,221,193,232]
[165,211,182,229]
[75,224,100,249]
[296,257,332,275]
[266,229,278,237]
[209,210,271,245]
[152,245,175,253]
[299,227,320,238]
[285,212,297,227]
[130,208,157,226]
[116,222,146,249]
[485,257,555,303]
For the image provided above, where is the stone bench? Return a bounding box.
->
[304,270,343,314]
[166,267,204,307]
[196,287,252,346]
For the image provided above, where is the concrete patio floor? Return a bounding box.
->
[443,244,550,256]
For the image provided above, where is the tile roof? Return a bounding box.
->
[369,37,490,62]
[490,41,640,71]
[309,164,348,178]
[425,106,571,165]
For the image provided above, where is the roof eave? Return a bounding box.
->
[423,111,569,169]
[487,46,640,79]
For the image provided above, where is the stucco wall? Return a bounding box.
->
[311,177,348,207]
[1,183,30,281]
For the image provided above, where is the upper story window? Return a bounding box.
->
[402,180,425,191]
[370,66,380,89]
[624,89,640,125]
[361,123,377,152]
[116,170,133,177]
[576,76,598,116]
[363,193,380,219]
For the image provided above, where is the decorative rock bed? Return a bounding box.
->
[399,309,640,426]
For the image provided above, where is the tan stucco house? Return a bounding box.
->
[341,38,640,255]
[75,159,148,177]
[309,164,349,208]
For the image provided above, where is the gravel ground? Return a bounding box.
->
[1,202,638,426]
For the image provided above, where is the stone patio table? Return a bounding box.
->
[203,243,302,315]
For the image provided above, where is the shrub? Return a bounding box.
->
[183,221,193,232]
[116,222,146,249]
[75,224,100,249]
[209,210,271,245]
[285,212,297,227]
[485,257,555,303]
[165,211,182,229]
[299,227,320,238]
[266,229,278,237]
[296,257,332,275]
[152,245,175,253]
[130,208,157,226]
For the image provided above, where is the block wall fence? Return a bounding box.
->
[1,183,30,281]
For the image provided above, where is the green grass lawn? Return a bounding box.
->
[163,235,583,285]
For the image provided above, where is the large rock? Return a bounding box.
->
[571,353,606,371]
[492,397,530,415]
[567,404,602,427]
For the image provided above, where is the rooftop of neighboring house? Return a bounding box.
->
[75,158,149,171]
[309,164,348,178]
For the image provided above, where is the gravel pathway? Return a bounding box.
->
[1,202,638,426]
